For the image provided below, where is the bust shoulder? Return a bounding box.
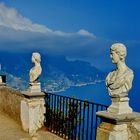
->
[122,67,134,80]
[126,67,133,75]
[106,69,116,81]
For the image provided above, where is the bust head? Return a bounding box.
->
[32,52,41,64]
[110,43,127,64]
[29,52,42,83]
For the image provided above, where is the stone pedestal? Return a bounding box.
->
[21,91,45,136]
[0,75,6,86]
[28,82,41,93]
[107,97,132,114]
[0,76,2,83]
[96,111,140,140]
[97,122,128,140]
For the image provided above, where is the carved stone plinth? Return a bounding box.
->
[21,92,45,136]
[107,97,132,114]
[97,122,128,140]
[96,111,140,140]
[28,82,41,93]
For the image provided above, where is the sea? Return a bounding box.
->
[56,78,140,112]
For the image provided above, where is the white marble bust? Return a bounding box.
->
[106,43,134,97]
[29,52,42,83]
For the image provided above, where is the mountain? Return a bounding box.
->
[0,51,105,92]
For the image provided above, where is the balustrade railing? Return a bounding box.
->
[45,92,108,140]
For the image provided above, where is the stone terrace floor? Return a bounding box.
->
[0,111,63,140]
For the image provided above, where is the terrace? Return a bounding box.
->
[0,78,107,140]
[0,74,140,140]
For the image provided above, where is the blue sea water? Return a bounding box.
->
[57,82,110,106]
[48,72,140,140]
[56,78,140,112]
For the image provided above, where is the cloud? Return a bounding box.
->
[0,3,95,38]
[0,3,140,70]
[0,3,52,33]
[77,29,96,38]
[0,3,99,53]
[0,3,114,70]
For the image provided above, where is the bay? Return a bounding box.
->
[55,79,140,112]
[56,82,111,106]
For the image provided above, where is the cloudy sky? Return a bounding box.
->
[0,0,140,70]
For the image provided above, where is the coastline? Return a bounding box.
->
[47,80,105,93]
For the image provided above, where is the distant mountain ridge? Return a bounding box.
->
[0,52,105,92]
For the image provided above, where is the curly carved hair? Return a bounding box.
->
[32,52,41,63]
[111,43,127,61]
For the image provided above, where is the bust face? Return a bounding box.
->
[110,50,120,64]
[32,55,36,63]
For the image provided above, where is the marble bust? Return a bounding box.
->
[29,52,42,83]
[106,43,134,114]
[106,43,134,97]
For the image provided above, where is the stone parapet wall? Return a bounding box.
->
[0,86,24,124]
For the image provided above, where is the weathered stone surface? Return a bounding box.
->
[22,90,45,99]
[21,92,45,136]
[96,111,140,140]
[28,82,41,93]
[0,86,63,140]
[0,86,24,124]
[128,119,140,140]
[0,75,6,85]
[107,97,132,114]
[0,75,2,83]
[97,111,140,124]
[0,111,64,140]
[97,122,128,140]
[0,111,30,140]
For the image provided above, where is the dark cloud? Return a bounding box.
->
[0,2,140,70]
